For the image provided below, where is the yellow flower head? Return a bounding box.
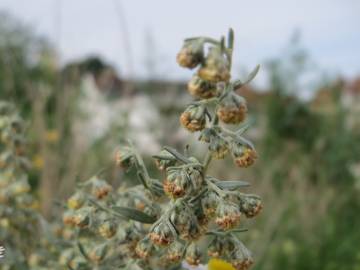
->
[208,258,236,270]
[45,129,59,143]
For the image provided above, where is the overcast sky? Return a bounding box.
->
[0,0,359,86]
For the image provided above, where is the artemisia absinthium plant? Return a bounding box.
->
[0,101,37,269]
[62,29,262,270]
[0,102,60,269]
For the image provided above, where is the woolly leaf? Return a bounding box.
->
[111,206,157,224]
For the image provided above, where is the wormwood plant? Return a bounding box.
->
[0,102,37,269]
[61,29,262,270]
[0,102,47,269]
[0,102,67,270]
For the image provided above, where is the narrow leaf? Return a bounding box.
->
[236,122,252,135]
[206,230,226,237]
[137,171,149,189]
[166,219,179,237]
[152,154,175,161]
[77,241,89,261]
[163,146,190,163]
[229,228,249,234]
[242,65,260,85]
[234,64,260,89]
[220,36,226,53]
[111,206,157,224]
[215,180,250,190]
[227,28,234,49]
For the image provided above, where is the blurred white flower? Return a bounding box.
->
[77,75,161,154]
[0,245,5,259]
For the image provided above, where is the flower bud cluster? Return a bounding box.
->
[154,149,177,171]
[115,145,136,170]
[163,161,203,198]
[60,175,162,268]
[199,127,229,159]
[176,39,204,69]
[188,75,218,99]
[208,234,254,270]
[135,235,154,259]
[198,46,231,83]
[180,104,207,132]
[93,30,263,270]
[231,140,258,168]
[0,102,62,269]
[169,203,202,240]
[177,36,231,100]
[185,242,202,266]
[0,103,32,204]
[168,30,261,270]
[177,34,259,171]
[183,178,263,239]
[217,93,248,124]
[12,29,263,270]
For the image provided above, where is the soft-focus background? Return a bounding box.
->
[1,1,360,269]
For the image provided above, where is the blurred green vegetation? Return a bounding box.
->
[251,38,360,270]
[1,12,360,270]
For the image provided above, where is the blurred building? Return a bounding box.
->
[343,78,360,130]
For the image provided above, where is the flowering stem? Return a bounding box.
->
[202,151,212,173]
[202,101,222,174]
[163,146,190,164]
[221,128,238,137]
[194,96,219,105]
[126,140,152,184]
[205,178,226,198]
[135,151,151,181]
